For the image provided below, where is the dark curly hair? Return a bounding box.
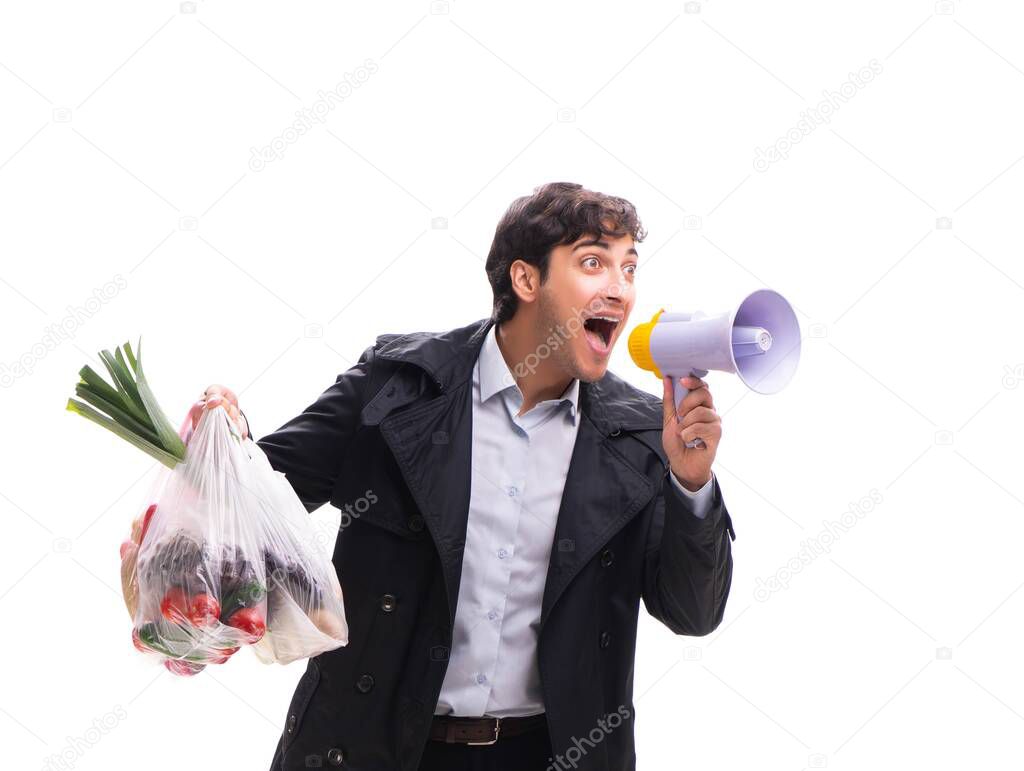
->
[485,182,647,324]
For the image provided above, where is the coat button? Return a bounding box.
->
[600,548,614,567]
[356,673,375,693]
[407,514,424,532]
[599,631,611,649]
[380,593,397,612]
[327,747,345,765]
[430,645,450,661]
[286,714,297,734]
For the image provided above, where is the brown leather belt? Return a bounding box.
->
[429,713,546,745]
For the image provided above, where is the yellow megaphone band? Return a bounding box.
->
[627,309,665,380]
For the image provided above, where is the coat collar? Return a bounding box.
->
[374,317,663,436]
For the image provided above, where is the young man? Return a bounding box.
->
[195,182,736,770]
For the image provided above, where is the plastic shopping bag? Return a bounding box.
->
[68,339,348,675]
[124,404,348,675]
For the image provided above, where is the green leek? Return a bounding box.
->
[67,339,187,469]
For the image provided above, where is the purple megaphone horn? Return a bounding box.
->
[627,289,801,448]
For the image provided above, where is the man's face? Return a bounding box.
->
[534,230,638,383]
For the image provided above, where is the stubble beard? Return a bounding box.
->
[536,288,597,384]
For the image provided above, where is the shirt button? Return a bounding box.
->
[487,610,498,621]
[327,747,345,765]
[407,514,425,533]
[599,631,611,649]
[356,673,375,693]
[600,548,614,568]
[476,673,487,684]
[380,593,397,612]
[507,486,518,497]
[497,548,509,560]
[286,714,297,734]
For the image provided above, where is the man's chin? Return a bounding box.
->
[565,343,611,383]
[575,360,609,384]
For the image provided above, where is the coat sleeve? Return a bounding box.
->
[641,469,736,636]
[248,344,376,514]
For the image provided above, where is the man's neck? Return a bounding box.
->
[494,317,575,417]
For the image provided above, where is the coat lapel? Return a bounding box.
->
[378,383,474,624]
[375,319,490,623]
[539,380,659,630]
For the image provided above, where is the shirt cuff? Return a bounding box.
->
[669,470,715,520]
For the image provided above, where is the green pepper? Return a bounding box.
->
[219,580,266,621]
[136,622,209,662]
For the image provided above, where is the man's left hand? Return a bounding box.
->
[662,375,721,491]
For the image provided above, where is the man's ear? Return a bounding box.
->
[509,259,541,305]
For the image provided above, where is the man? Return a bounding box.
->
[196,182,736,770]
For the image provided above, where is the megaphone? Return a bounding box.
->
[628,289,800,448]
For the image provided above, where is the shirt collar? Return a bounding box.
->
[477,322,580,424]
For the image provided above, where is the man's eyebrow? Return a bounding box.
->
[572,237,638,256]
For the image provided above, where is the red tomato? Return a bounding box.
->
[160,587,191,624]
[164,658,205,676]
[207,645,239,664]
[188,594,221,627]
[140,504,157,543]
[227,607,266,642]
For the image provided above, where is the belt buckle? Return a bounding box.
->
[466,717,501,746]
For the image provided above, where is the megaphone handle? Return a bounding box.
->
[670,376,706,450]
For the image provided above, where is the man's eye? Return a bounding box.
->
[582,256,600,269]
[624,264,637,276]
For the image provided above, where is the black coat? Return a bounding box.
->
[256,317,736,771]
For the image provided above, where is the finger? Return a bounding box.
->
[205,384,239,408]
[188,399,206,428]
[679,421,722,447]
[679,406,719,430]
[227,403,244,431]
[680,375,707,390]
[662,376,678,426]
[677,383,714,416]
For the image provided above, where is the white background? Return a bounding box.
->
[3,1,1024,769]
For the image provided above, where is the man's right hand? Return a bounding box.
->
[188,384,248,440]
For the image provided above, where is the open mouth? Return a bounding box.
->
[582,315,620,353]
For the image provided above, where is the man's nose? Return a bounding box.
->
[601,285,627,304]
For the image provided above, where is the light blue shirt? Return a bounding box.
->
[434,323,713,717]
